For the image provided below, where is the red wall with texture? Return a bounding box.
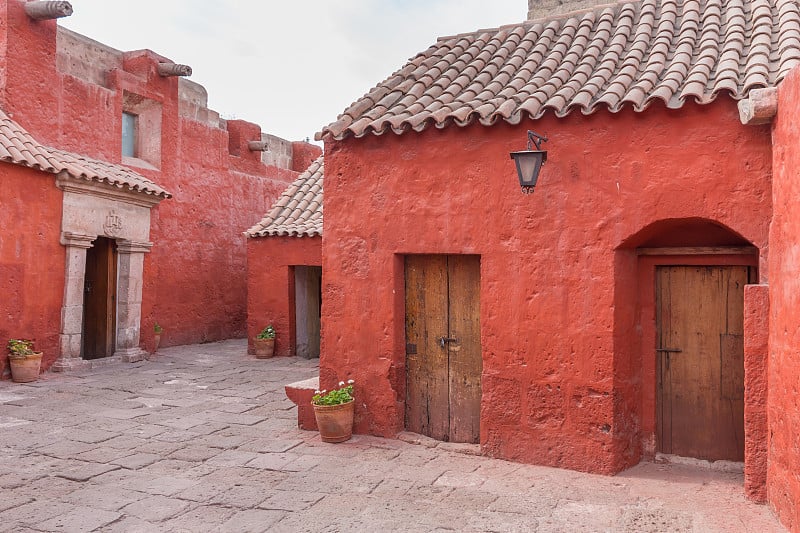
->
[0,164,65,377]
[768,66,800,533]
[321,99,772,474]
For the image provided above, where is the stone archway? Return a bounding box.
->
[612,217,764,473]
[53,175,163,371]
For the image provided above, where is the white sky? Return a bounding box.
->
[60,1,527,143]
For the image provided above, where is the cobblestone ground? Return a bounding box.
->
[0,340,785,532]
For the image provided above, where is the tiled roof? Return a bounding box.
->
[320,0,800,140]
[0,109,170,198]
[246,156,323,238]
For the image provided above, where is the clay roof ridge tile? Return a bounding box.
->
[6,144,25,162]
[493,99,518,119]
[569,91,595,110]
[778,29,800,50]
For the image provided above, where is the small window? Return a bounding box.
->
[121,112,137,157]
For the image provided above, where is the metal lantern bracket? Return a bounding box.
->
[526,130,548,151]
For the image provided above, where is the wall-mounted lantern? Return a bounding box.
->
[510,130,548,194]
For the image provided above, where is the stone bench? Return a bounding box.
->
[285,376,319,431]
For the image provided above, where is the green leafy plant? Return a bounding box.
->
[154,323,164,334]
[7,339,36,359]
[312,380,355,406]
[257,325,276,340]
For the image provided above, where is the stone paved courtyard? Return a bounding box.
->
[0,340,785,532]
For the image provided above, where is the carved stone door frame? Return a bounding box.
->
[53,174,163,371]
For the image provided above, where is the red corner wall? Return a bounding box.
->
[246,236,321,357]
[768,66,800,532]
[320,99,773,473]
[0,164,65,377]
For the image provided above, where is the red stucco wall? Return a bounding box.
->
[0,2,60,143]
[0,0,320,361]
[0,164,65,377]
[246,236,322,357]
[768,66,800,532]
[743,284,769,502]
[321,99,772,474]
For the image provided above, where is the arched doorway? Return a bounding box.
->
[617,218,758,463]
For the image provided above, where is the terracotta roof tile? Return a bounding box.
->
[0,108,170,198]
[246,156,323,238]
[319,0,800,140]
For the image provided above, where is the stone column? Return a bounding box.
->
[114,240,152,362]
[53,232,94,371]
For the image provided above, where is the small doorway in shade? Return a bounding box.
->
[82,237,117,360]
[295,266,321,359]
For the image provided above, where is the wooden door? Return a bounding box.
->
[405,255,481,443]
[656,265,748,461]
[83,237,117,360]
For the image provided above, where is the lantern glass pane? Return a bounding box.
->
[512,151,544,187]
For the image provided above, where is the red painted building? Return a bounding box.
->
[313,0,800,530]
[246,157,323,359]
[0,0,319,374]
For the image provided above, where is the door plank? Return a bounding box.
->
[83,241,102,360]
[405,256,449,440]
[447,256,481,443]
[720,334,744,400]
[656,268,672,454]
[106,240,117,357]
[720,266,747,459]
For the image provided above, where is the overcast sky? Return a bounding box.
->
[60,1,527,143]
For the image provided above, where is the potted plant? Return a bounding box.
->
[312,380,355,443]
[153,323,164,353]
[7,339,43,383]
[254,325,276,358]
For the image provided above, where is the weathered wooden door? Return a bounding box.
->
[405,255,481,443]
[656,265,749,461]
[83,237,117,360]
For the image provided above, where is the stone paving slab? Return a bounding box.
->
[0,339,786,532]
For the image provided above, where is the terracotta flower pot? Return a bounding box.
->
[254,337,275,358]
[313,399,354,443]
[9,352,42,383]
